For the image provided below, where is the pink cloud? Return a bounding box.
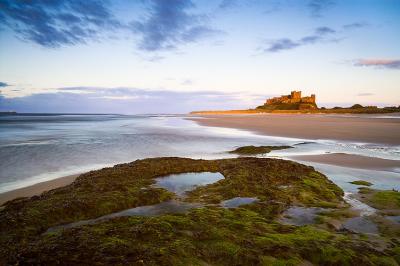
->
[354,59,400,69]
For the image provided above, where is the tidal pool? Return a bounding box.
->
[47,172,224,232]
[47,200,201,233]
[279,206,325,226]
[153,172,225,196]
[342,217,379,234]
[221,197,258,208]
[386,216,400,224]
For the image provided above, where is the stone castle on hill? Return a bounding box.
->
[258,91,318,110]
[266,91,316,105]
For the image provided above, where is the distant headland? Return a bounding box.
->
[0,111,17,115]
[191,90,400,114]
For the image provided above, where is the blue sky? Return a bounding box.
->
[0,0,399,113]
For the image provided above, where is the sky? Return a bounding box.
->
[0,0,399,113]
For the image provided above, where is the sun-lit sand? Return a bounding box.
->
[0,174,78,205]
[290,153,400,172]
[189,113,400,145]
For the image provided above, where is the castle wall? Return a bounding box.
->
[266,95,290,105]
[300,96,315,104]
[265,91,316,106]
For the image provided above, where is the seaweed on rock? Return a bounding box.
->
[0,157,398,265]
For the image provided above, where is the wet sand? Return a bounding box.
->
[189,114,400,145]
[290,153,400,172]
[0,174,78,205]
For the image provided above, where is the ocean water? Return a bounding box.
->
[0,113,399,194]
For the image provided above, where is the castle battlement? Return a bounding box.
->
[266,91,316,105]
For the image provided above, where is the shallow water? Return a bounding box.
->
[386,216,400,224]
[342,217,379,234]
[221,197,258,208]
[279,206,325,226]
[47,200,202,233]
[0,114,295,193]
[154,172,225,197]
[343,193,376,216]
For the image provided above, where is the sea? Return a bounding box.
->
[0,113,399,195]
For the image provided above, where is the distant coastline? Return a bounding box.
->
[191,90,400,115]
[0,112,122,116]
[190,107,400,115]
[0,111,17,115]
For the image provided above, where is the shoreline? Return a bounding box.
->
[0,174,78,205]
[2,152,399,206]
[189,113,400,145]
[290,153,400,172]
[2,113,399,205]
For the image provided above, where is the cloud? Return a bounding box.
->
[181,79,194,85]
[315,26,336,35]
[219,0,237,9]
[94,95,141,100]
[131,0,222,52]
[353,59,400,70]
[0,87,261,113]
[0,0,122,48]
[342,22,369,30]
[265,38,300,52]
[181,26,223,42]
[307,0,335,17]
[0,82,10,87]
[264,26,336,52]
[357,93,374,97]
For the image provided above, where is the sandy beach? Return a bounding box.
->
[189,113,400,145]
[0,174,78,205]
[290,153,400,172]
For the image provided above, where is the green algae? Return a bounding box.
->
[229,145,292,155]
[355,187,400,239]
[0,157,397,265]
[358,187,400,210]
[350,180,373,186]
[16,208,394,265]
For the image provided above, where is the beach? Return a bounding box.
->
[0,174,78,205]
[1,113,400,205]
[290,153,400,172]
[189,113,400,145]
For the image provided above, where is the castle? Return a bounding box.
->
[262,91,317,110]
[266,91,316,105]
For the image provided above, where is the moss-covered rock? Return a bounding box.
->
[13,208,398,265]
[0,157,397,265]
[356,187,400,239]
[229,145,292,155]
[358,187,400,210]
[350,180,373,186]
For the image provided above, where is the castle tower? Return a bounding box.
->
[290,91,301,99]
